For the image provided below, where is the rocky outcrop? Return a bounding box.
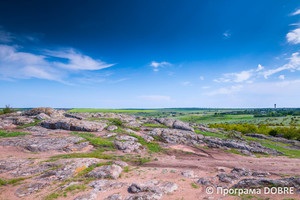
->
[148,128,203,145]
[39,118,106,132]
[232,177,300,188]
[38,158,101,181]
[86,164,123,179]
[15,182,49,197]
[24,107,65,118]
[0,136,87,152]
[128,180,178,200]
[114,141,143,153]
[88,180,129,191]
[155,118,194,131]
[0,158,33,173]
[204,136,282,155]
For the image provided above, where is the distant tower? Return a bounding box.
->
[274,104,276,109]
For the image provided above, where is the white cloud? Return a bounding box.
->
[150,61,170,71]
[202,86,210,89]
[291,9,300,16]
[263,52,300,78]
[45,49,114,70]
[199,76,204,80]
[0,44,114,83]
[139,95,171,102]
[215,70,253,83]
[214,64,265,83]
[256,64,264,71]
[206,85,243,95]
[279,75,285,80]
[286,28,300,44]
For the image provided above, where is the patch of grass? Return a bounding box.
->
[71,132,95,138]
[0,130,31,137]
[44,192,60,200]
[52,149,115,160]
[127,126,141,131]
[142,123,168,128]
[260,143,300,158]
[244,136,291,147]
[123,166,130,173]
[127,133,162,153]
[195,129,229,139]
[223,148,246,156]
[0,177,26,186]
[16,119,42,129]
[65,184,86,192]
[190,182,199,189]
[85,137,116,150]
[70,132,116,151]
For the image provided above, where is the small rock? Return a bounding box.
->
[107,125,118,131]
[113,161,128,167]
[181,170,194,178]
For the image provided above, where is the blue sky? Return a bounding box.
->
[0,0,300,108]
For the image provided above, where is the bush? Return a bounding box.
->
[3,105,14,114]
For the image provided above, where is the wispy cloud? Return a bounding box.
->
[287,28,300,44]
[263,52,300,78]
[291,9,300,16]
[150,61,171,71]
[45,49,114,70]
[206,85,243,95]
[0,44,114,84]
[214,64,263,83]
[139,95,171,102]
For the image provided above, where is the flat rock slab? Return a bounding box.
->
[15,182,49,197]
[38,158,102,181]
[0,136,87,152]
[40,118,106,132]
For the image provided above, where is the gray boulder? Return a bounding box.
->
[40,118,106,132]
[86,164,123,179]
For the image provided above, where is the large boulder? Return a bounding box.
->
[86,164,123,179]
[24,107,65,118]
[114,141,143,153]
[148,128,203,145]
[39,118,106,132]
[155,118,194,131]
